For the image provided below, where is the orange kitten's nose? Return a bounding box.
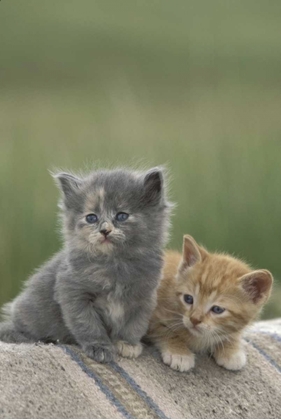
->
[190,317,201,326]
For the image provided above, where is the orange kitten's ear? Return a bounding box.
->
[240,270,273,304]
[180,235,202,271]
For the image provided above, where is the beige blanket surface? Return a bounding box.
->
[0,319,281,419]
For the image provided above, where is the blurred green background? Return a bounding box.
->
[0,1,280,318]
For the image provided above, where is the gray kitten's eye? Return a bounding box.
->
[211,305,225,314]
[184,294,193,304]
[86,214,98,224]
[116,212,129,222]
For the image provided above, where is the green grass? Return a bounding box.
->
[0,0,280,318]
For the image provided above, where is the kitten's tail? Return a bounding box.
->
[0,301,34,343]
[0,321,33,343]
[1,301,14,321]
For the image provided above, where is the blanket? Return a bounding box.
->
[0,319,281,418]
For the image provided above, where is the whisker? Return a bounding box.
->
[160,307,183,317]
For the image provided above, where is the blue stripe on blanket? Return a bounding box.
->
[111,361,168,419]
[59,345,132,419]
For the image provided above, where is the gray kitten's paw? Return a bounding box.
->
[116,340,143,358]
[82,344,115,363]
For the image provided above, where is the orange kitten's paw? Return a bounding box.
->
[215,349,246,371]
[162,351,195,372]
[116,341,143,358]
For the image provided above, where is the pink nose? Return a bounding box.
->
[190,317,201,326]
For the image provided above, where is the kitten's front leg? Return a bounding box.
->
[115,304,154,359]
[214,335,246,371]
[56,285,115,363]
[149,323,195,372]
[68,306,114,363]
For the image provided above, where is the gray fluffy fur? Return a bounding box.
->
[0,167,172,362]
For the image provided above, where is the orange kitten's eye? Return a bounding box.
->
[183,294,193,304]
[211,305,225,314]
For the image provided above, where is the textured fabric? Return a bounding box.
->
[0,320,281,419]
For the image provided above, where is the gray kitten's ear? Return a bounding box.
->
[142,168,163,205]
[52,172,83,199]
[240,269,273,304]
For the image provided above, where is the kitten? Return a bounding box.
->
[147,234,273,372]
[0,167,172,363]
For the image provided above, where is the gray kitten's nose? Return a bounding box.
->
[100,229,111,237]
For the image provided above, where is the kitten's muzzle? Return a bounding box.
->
[99,221,113,238]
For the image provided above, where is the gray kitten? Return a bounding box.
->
[0,167,172,362]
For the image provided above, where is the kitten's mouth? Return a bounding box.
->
[100,238,112,244]
[183,319,203,335]
[188,326,202,336]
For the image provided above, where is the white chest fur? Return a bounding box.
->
[104,291,125,322]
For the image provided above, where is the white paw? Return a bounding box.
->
[215,349,246,371]
[116,341,143,358]
[161,351,195,372]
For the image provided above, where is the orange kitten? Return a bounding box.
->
[147,235,273,372]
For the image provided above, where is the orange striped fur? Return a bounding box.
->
[147,235,273,372]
